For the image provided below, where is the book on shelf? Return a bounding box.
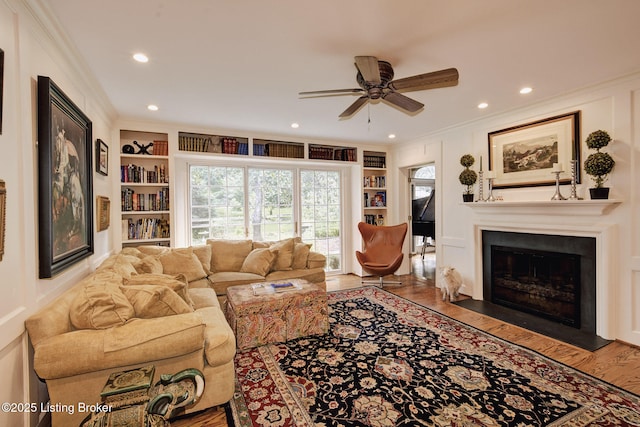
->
[152,140,168,156]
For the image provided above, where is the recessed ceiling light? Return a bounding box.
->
[291,122,299,129]
[133,53,149,63]
[388,134,396,139]
[520,87,533,94]
[478,102,489,109]
[147,104,158,111]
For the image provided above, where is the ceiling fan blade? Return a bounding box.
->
[354,56,381,84]
[388,68,459,92]
[299,88,364,96]
[382,92,424,113]
[339,96,369,118]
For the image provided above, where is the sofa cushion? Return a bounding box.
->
[208,271,266,295]
[269,238,296,271]
[189,288,221,310]
[240,248,277,276]
[308,251,327,269]
[159,249,207,282]
[124,273,194,307]
[208,239,253,272]
[70,272,135,330]
[291,242,312,269]
[121,285,193,318]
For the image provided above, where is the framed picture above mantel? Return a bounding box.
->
[488,111,581,189]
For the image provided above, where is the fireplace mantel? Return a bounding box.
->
[463,199,621,216]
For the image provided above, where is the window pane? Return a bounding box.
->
[189,165,245,241]
[248,168,294,241]
[300,170,342,272]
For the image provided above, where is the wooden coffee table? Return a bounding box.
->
[225,279,328,350]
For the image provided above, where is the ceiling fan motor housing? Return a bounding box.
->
[357,61,394,99]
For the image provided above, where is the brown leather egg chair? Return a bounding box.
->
[355,221,408,287]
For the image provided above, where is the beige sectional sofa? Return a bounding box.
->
[25,237,326,427]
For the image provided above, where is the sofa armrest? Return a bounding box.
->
[307,251,327,269]
[33,312,205,380]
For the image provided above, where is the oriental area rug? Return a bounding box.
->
[228,287,640,426]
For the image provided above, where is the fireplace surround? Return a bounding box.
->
[461,200,620,350]
[482,230,596,335]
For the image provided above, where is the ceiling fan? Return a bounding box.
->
[299,56,459,119]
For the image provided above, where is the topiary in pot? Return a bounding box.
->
[459,154,477,202]
[583,130,615,199]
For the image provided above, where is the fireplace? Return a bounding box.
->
[482,231,597,336]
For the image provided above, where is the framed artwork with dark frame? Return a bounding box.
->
[96,138,108,176]
[37,76,93,278]
[488,111,581,189]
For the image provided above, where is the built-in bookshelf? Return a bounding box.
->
[119,130,171,247]
[178,131,249,155]
[308,144,357,162]
[253,138,304,159]
[363,151,387,225]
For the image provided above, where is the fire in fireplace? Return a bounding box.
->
[482,230,596,336]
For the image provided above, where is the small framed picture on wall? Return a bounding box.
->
[96,138,108,176]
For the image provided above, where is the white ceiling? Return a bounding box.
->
[44,0,640,144]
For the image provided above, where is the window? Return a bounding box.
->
[188,164,343,272]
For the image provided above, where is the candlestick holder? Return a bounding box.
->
[486,177,496,202]
[550,171,566,200]
[568,160,579,200]
[477,170,485,202]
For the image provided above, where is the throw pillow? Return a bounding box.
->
[70,277,135,330]
[123,273,194,308]
[207,239,253,272]
[135,255,164,274]
[158,249,207,282]
[187,245,213,275]
[97,253,139,279]
[239,248,278,276]
[269,238,296,271]
[291,242,312,269]
[120,285,193,319]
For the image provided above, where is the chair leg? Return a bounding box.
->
[361,275,403,287]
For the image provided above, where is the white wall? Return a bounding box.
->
[0,0,116,425]
[392,73,640,346]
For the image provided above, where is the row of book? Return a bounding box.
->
[222,138,249,155]
[262,142,304,159]
[363,175,386,188]
[121,164,168,184]
[122,218,170,241]
[308,146,357,162]
[121,188,169,212]
[179,135,211,152]
[364,191,386,207]
[364,214,385,225]
[152,140,168,156]
[363,154,386,168]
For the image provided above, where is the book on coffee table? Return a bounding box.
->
[251,282,301,295]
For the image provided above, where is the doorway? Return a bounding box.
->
[409,165,436,280]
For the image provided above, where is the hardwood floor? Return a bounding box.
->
[173,265,640,426]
